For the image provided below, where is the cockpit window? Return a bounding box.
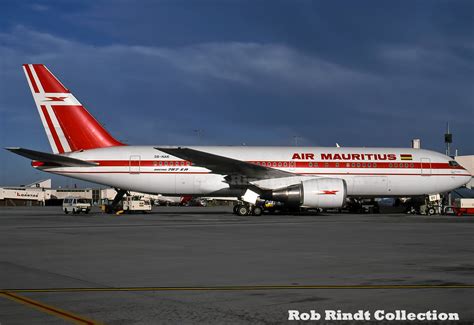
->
[448,160,460,167]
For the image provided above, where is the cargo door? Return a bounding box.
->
[420,158,431,176]
[129,155,141,174]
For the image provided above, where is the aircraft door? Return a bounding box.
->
[129,155,141,174]
[420,158,431,176]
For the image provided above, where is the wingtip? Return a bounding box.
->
[154,146,185,150]
[5,147,21,151]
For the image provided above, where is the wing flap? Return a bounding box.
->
[155,147,293,182]
[5,147,97,167]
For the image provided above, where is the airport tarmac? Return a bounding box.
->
[0,206,473,324]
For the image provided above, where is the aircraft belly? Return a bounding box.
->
[48,171,227,195]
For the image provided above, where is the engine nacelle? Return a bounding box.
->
[271,178,347,209]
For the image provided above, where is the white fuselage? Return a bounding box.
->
[34,146,471,197]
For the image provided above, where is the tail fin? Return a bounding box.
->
[22,64,124,153]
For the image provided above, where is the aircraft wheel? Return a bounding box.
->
[236,205,250,216]
[252,206,263,216]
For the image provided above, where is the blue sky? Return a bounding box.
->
[0,0,473,186]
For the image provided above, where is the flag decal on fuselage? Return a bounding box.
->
[400,154,413,161]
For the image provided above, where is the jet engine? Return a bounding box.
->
[271,178,347,208]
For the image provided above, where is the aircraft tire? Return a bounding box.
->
[252,206,263,216]
[236,205,249,216]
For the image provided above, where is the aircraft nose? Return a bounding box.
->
[458,172,472,188]
[463,174,472,185]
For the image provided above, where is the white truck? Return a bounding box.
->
[122,196,152,213]
[63,197,91,214]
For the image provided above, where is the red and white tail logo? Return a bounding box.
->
[22,64,124,153]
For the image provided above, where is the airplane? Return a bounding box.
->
[6,64,472,216]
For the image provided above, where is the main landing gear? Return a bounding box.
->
[233,203,263,216]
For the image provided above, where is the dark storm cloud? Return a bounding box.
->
[0,0,473,185]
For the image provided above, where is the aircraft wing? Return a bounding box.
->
[5,147,98,167]
[155,147,294,182]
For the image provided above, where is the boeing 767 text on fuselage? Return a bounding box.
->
[7,64,471,215]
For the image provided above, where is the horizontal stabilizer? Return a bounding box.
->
[5,147,97,167]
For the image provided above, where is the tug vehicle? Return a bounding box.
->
[122,195,152,213]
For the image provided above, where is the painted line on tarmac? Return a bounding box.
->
[0,291,101,324]
[2,284,474,293]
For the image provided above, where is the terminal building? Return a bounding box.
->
[0,179,160,207]
[0,179,52,206]
[0,179,98,206]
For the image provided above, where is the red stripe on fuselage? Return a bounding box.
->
[40,105,64,153]
[51,171,469,176]
[24,65,39,93]
[89,160,463,170]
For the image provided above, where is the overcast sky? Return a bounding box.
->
[0,0,473,186]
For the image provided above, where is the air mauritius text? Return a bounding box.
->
[288,310,459,321]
